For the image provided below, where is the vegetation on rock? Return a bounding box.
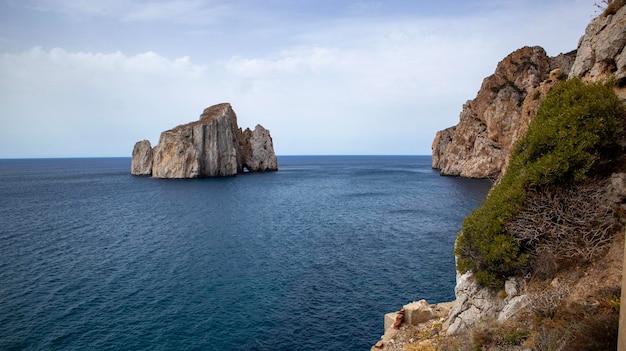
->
[455,78,626,288]
[597,0,626,16]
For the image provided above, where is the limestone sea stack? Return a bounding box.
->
[131,103,278,178]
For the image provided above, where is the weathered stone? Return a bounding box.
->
[393,308,405,329]
[131,140,153,176]
[384,312,399,332]
[445,272,534,336]
[403,300,436,326]
[151,103,239,178]
[504,277,523,298]
[569,4,626,90]
[132,103,278,178]
[431,126,455,170]
[497,295,531,322]
[446,271,504,335]
[240,125,278,172]
[432,46,577,179]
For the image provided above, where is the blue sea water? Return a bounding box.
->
[0,156,490,351]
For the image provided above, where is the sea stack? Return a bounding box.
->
[131,103,278,178]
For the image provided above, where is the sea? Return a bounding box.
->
[0,156,491,351]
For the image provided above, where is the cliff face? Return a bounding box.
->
[131,103,278,178]
[569,3,626,92]
[433,3,626,180]
[372,5,626,350]
[432,47,576,178]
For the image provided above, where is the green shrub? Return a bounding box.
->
[455,78,625,288]
[514,78,625,186]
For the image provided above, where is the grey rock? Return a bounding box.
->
[446,272,530,335]
[432,47,578,179]
[569,4,626,86]
[132,103,278,178]
[240,125,278,172]
[497,295,531,322]
[131,140,153,176]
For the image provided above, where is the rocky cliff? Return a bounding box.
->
[373,3,626,350]
[431,47,576,178]
[570,3,626,90]
[131,103,278,178]
[433,3,626,180]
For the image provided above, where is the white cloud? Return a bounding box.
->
[20,0,231,24]
[0,0,597,157]
[0,47,212,157]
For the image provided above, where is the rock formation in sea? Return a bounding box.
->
[131,140,153,176]
[131,103,278,178]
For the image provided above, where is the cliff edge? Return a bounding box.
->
[431,47,576,179]
[433,2,626,180]
[374,3,626,350]
[131,103,278,178]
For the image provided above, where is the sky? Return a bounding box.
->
[0,0,601,157]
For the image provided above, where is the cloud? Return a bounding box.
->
[0,47,212,157]
[0,36,488,157]
[19,0,232,24]
[0,0,596,157]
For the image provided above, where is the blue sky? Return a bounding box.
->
[0,0,598,157]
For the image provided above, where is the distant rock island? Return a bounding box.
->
[131,103,278,178]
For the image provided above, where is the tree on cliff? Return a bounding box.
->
[455,78,626,288]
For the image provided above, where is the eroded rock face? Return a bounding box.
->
[131,140,153,176]
[446,271,528,336]
[433,5,626,180]
[432,46,576,179]
[132,103,278,178]
[569,4,626,94]
[240,125,279,172]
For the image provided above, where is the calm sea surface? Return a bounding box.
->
[0,156,490,350]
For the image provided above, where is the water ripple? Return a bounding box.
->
[0,156,490,350]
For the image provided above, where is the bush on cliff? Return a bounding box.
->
[455,77,625,288]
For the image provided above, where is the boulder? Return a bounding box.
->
[497,295,531,322]
[131,140,153,175]
[403,300,436,326]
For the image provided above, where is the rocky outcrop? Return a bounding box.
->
[445,272,529,336]
[131,103,278,178]
[373,4,626,350]
[239,125,279,172]
[432,47,576,179]
[131,140,153,175]
[433,2,626,180]
[373,300,454,351]
[569,3,626,94]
